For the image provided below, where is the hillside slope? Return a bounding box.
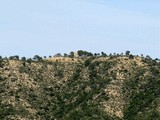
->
[0,55,160,120]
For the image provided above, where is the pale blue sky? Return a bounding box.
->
[0,0,159,58]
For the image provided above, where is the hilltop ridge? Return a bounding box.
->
[0,51,160,120]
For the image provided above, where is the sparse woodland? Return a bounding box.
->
[0,50,160,120]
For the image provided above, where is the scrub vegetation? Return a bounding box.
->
[0,50,160,120]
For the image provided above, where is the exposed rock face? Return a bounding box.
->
[104,79,125,118]
[0,56,160,120]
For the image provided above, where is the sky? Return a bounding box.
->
[0,0,160,58]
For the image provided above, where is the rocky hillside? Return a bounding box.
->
[0,54,160,120]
